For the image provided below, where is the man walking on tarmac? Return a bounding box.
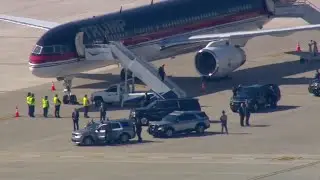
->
[238,103,245,127]
[245,101,251,126]
[53,94,61,118]
[220,110,228,134]
[158,64,166,81]
[82,94,90,118]
[42,96,49,118]
[26,92,32,117]
[99,103,107,122]
[134,116,143,142]
[72,108,80,131]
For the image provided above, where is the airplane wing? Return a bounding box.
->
[189,24,320,45]
[0,14,59,30]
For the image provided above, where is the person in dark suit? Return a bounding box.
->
[158,64,166,81]
[99,103,107,122]
[134,117,143,142]
[245,101,251,126]
[72,108,79,131]
[238,103,245,127]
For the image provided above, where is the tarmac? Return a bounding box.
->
[1,0,320,179]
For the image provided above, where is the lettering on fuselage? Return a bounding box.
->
[80,20,126,41]
[79,4,255,43]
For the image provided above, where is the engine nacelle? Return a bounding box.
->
[194,46,246,78]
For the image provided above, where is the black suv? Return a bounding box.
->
[130,98,201,125]
[230,84,281,112]
[308,79,320,96]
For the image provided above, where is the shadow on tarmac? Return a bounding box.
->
[83,140,161,147]
[74,58,320,96]
[254,105,300,113]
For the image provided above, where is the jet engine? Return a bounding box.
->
[194,45,246,78]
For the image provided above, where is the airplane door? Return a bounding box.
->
[265,0,275,14]
[75,32,85,57]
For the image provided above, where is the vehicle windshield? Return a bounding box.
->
[84,121,100,130]
[163,115,177,122]
[236,87,257,97]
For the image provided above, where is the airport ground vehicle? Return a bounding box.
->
[148,111,210,138]
[308,79,320,96]
[130,98,201,125]
[71,119,136,146]
[91,83,154,107]
[230,84,281,112]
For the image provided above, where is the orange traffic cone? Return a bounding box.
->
[296,42,301,52]
[51,81,56,91]
[15,106,20,118]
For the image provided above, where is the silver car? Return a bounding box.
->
[71,119,136,146]
[148,111,210,138]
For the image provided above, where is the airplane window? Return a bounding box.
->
[41,46,54,54]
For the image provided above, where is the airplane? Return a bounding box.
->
[1,0,320,104]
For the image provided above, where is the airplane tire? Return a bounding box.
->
[70,95,77,105]
[63,95,70,104]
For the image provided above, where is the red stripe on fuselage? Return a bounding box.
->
[29,52,78,64]
[122,10,263,46]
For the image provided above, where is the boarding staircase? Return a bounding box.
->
[108,42,186,99]
[274,0,320,24]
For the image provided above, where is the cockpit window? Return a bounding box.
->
[32,45,72,55]
[32,45,42,54]
[42,46,54,54]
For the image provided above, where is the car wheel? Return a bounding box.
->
[195,124,205,134]
[82,137,94,146]
[141,118,149,125]
[253,103,259,112]
[120,133,129,143]
[94,97,103,107]
[165,128,174,138]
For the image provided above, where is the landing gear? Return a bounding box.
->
[57,77,78,105]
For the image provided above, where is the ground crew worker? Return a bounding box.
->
[220,110,228,134]
[27,92,32,117]
[30,93,35,117]
[134,117,143,142]
[53,94,61,118]
[72,108,79,131]
[99,103,107,122]
[158,64,166,81]
[42,96,49,118]
[245,101,251,126]
[82,94,90,118]
[238,103,245,127]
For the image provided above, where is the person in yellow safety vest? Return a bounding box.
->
[53,94,61,118]
[26,92,32,117]
[42,96,49,118]
[82,94,90,118]
[30,93,36,117]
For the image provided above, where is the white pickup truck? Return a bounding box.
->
[91,84,154,107]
